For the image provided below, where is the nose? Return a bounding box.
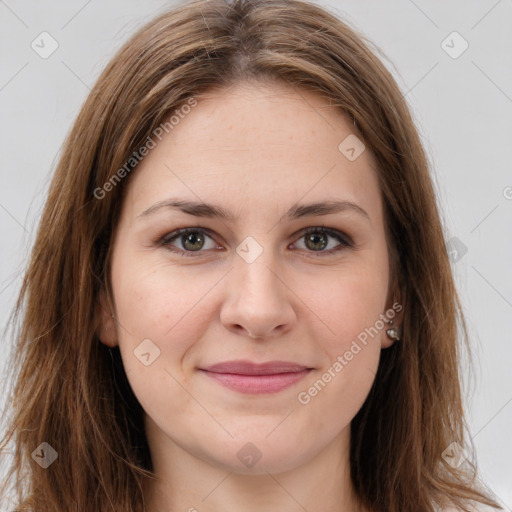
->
[220,246,296,340]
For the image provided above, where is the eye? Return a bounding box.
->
[159,227,220,257]
[158,225,352,257]
[292,226,352,255]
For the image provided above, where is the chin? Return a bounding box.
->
[196,436,316,475]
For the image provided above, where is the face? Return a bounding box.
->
[98,80,402,475]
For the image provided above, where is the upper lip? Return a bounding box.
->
[200,360,311,375]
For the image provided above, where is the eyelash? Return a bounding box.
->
[157,225,353,258]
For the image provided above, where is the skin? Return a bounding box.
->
[97,80,403,512]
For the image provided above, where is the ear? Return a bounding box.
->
[95,288,119,348]
[381,284,405,349]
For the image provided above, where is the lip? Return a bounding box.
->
[199,360,313,394]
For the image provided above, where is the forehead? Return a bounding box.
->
[120,80,383,226]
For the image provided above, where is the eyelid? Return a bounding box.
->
[157,225,353,256]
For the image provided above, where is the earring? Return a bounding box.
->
[386,320,401,341]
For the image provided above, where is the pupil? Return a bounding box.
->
[306,233,327,251]
[183,232,204,251]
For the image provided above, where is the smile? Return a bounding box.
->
[199,360,313,394]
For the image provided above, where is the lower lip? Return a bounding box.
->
[201,369,311,394]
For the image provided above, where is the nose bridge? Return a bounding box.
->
[221,233,295,338]
[233,234,283,303]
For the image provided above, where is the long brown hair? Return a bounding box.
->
[0,0,503,510]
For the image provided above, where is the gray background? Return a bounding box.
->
[0,0,511,508]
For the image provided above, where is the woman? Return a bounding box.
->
[0,0,504,510]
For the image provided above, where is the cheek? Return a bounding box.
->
[311,264,388,356]
[110,260,217,415]
[297,269,385,431]
[111,257,216,364]
[298,259,388,427]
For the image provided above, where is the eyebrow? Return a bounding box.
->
[138,198,370,223]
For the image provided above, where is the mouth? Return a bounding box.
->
[198,360,313,394]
